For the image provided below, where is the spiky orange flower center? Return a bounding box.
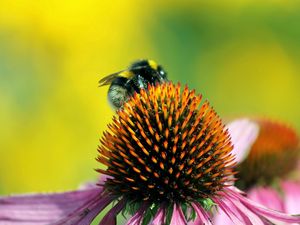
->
[237,119,300,189]
[97,82,235,204]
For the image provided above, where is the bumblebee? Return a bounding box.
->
[99,59,168,109]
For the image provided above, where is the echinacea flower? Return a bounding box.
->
[1,83,300,225]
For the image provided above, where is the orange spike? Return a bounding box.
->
[179,164,185,171]
[155,133,160,142]
[173,125,179,135]
[140,175,147,181]
[112,161,125,168]
[174,135,179,145]
[181,130,188,141]
[124,158,134,166]
[145,166,152,173]
[125,177,135,182]
[118,168,128,175]
[165,129,169,139]
[145,118,155,135]
[154,145,159,153]
[180,152,186,160]
[186,167,193,175]
[163,140,168,149]
[171,157,176,164]
[188,158,195,166]
[151,157,158,164]
[133,167,141,173]
[159,162,165,170]
[189,146,197,155]
[138,157,146,165]
[168,115,172,128]
[172,145,177,154]
[163,105,168,120]
[161,152,167,160]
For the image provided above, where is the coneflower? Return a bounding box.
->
[1,83,300,225]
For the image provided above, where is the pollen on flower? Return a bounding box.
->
[96,82,236,205]
[237,119,300,189]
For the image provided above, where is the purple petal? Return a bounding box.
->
[226,118,259,163]
[151,207,165,225]
[212,196,246,225]
[125,204,147,225]
[53,193,115,225]
[247,186,284,212]
[281,181,300,214]
[98,198,126,225]
[190,202,212,225]
[170,204,186,225]
[0,187,103,224]
[225,187,300,223]
[222,193,266,225]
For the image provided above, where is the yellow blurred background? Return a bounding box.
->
[1,0,300,196]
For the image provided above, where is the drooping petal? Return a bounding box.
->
[227,118,259,164]
[53,193,115,225]
[213,196,246,225]
[225,187,300,224]
[0,187,103,225]
[170,204,186,225]
[222,193,266,225]
[281,181,300,214]
[247,186,284,212]
[98,198,126,225]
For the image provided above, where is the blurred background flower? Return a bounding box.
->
[1,0,300,209]
[234,118,300,220]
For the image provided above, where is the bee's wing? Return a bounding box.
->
[99,69,134,86]
[98,73,121,86]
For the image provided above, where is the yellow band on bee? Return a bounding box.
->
[148,60,158,70]
[119,70,134,78]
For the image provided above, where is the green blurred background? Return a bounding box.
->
[1,1,300,195]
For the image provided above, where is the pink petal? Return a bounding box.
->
[281,181,300,214]
[211,208,232,225]
[225,187,300,223]
[191,202,212,225]
[170,204,186,225]
[98,199,126,225]
[151,207,165,225]
[125,204,147,225]
[223,194,266,225]
[0,187,103,224]
[226,118,259,164]
[53,193,114,225]
[212,197,246,225]
[247,187,284,212]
